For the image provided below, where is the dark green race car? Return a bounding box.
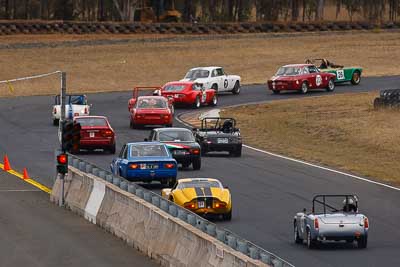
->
[305,58,362,85]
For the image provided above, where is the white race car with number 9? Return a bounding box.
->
[180,66,241,95]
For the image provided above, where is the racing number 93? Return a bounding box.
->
[336,70,345,80]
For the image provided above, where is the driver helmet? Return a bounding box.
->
[342,197,357,212]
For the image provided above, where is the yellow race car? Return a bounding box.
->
[161,178,232,220]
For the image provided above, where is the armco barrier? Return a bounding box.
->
[51,154,294,267]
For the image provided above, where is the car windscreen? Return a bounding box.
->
[184,69,209,79]
[275,66,303,76]
[55,95,86,105]
[75,118,107,126]
[137,98,167,109]
[130,144,168,157]
[178,180,221,189]
[163,84,186,92]
[70,95,87,105]
[313,196,358,214]
[158,130,195,142]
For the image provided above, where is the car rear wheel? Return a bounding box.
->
[306,229,316,249]
[272,90,280,94]
[326,79,335,92]
[167,178,176,188]
[300,82,308,94]
[351,71,361,85]
[192,157,201,170]
[232,81,240,95]
[193,96,201,109]
[357,235,368,249]
[166,124,173,127]
[211,95,218,106]
[109,144,116,154]
[130,120,136,129]
[231,148,242,157]
[294,224,303,244]
[223,210,232,221]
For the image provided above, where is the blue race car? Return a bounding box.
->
[111,142,177,186]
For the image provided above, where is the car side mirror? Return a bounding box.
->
[303,208,307,213]
[224,186,229,189]
[144,138,148,142]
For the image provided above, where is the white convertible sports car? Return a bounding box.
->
[180,66,241,94]
[52,94,90,125]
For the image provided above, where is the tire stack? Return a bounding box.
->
[373,89,400,109]
[0,21,399,35]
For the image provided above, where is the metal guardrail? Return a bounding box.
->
[67,154,294,267]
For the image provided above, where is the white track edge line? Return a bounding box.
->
[176,111,400,192]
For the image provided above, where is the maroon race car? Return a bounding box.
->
[74,116,116,154]
[267,64,336,94]
[160,81,217,109]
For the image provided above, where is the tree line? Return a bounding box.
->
[0,0,398,22]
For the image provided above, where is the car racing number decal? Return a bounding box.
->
[224,79,228,88]
[336,69,345,80]
[316,75,322,86]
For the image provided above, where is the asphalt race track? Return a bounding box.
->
[1,75,400,266]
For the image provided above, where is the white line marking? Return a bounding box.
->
[177,111,400,192]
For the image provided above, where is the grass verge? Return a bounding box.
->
[1,31,400,97]
[220,92,400,186]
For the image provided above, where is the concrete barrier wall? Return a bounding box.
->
[51,166,268,267]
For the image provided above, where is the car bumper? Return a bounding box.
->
[189,207,231,215]
[125,169,177,182]
[132,117,172,126]
[172,154,200,164]
[315,228,368,242]
[202,142,241,152]
[80,139,114,149]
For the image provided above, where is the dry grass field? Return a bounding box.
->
[1,30,400,97]
[220,92,400,185]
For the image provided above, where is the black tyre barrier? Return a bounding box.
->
[374,89,400,109]
[0,21,397,35]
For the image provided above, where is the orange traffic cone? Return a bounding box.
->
[23,168,29,179]
[3,155,11,171]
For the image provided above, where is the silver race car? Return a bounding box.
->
[293,195,369,249]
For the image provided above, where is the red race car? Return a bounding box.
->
[267,64,336,94]
[159,81,218,108]
[74,116,116,154]
[128,86,174,128]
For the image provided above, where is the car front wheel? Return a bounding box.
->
[326,79,335,92]
[210,95,218,106]
[193,96,201,109]
[300,82,308,94]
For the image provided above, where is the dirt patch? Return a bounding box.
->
[219,92,400,186]
[1,31,400,97]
